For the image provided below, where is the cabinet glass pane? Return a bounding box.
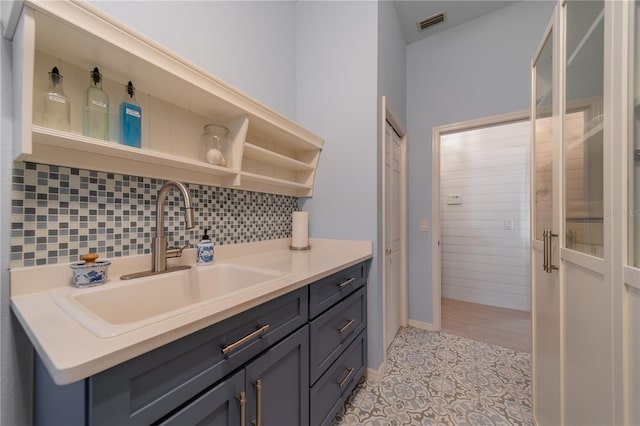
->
[534,32,554,242]
[633,0,640,267]
[564,0,604,257]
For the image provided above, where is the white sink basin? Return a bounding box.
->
[50,264,291,338]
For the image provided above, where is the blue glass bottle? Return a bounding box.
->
[119,81,141,148]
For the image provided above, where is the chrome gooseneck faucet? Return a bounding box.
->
[153,181,195,272]
[121,180,195,280]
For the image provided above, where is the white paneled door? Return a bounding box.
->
[384,120,402,350]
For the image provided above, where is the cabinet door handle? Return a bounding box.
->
[221,325,270,356]
[338,319,355,334]
[338,277,356,288]
[338,367,355,389]
[237,391,246,426]
[543,229,558,274]
[543,229,549,272]
[548,231,558,273]
[251,379,262,426]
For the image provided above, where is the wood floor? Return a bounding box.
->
[441,298,531,353]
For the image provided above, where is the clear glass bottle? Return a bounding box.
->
[119,81,142,148]
[200,124,229,166]
[41,66,70,132]
[83,67,110,140]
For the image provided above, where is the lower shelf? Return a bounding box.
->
[20,127,314,197]
[241,171,313,197]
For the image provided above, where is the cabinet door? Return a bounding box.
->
[531,11,561,425]
[158,370,244,426]
[562,1,614,424]
[246,326,309,426]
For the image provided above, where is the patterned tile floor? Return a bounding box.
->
[333,327,533,425]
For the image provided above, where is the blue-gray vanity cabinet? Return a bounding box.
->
[33,260,370,426]
[34,287,307,426]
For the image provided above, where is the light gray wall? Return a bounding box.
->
[406,0,555,324]
[378,1,407,124]
[296,0,383,368]
[89,0,298,121]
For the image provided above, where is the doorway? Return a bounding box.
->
[432,112,531,352]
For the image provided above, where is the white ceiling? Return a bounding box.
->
[393,1,519,44]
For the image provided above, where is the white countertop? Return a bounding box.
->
[11,238,372,385]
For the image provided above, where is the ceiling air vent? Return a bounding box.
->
[417,11,447,32]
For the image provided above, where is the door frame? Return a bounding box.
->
[381,96,408,354]
[431,110,530,331]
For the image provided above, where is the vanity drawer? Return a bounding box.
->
[309,261,367,319]
[90,287,307,426]
[310,331,366,426]
[309,287,366,384]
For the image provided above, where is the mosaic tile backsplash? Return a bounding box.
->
[11,162,298,267]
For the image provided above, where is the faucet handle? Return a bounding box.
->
[165,242,190,259]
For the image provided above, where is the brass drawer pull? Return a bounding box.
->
[237,391,246,426]
[337,277,356,288]
[338,319,355,334]
[221,324,270,356]
[338,367,355,388]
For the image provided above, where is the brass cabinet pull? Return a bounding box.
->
[338,367,355,389]
[251,379,262,426]
[338,319,355,334]
[237,391,246,426]
[338,277,356,288]
[221,325,270,356]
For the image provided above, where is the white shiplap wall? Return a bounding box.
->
[441,121,531,311]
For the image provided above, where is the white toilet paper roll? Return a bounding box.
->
[291,211,309,249]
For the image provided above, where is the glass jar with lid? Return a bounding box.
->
[200,124,229,166]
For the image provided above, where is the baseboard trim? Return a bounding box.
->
[408,319,439,332]
[366,361,386,382]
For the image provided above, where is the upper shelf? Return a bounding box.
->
[11,0,323,197]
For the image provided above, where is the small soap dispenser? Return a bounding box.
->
[119,81,142,147]
[196,228,214,266]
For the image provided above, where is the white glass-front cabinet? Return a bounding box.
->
[7,1,323,197]
[627,2,640,425]
[531,1,638,425]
